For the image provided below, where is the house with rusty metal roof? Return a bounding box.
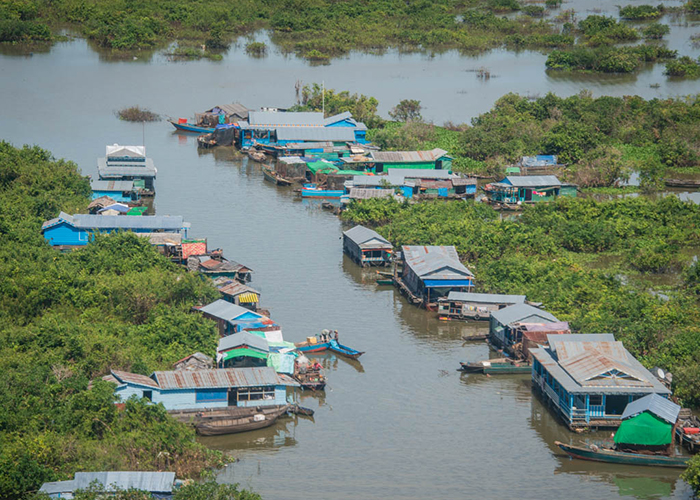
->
[397,246,474,309]
[213,277,261,311]
[343,225,393,267]
[106,366,297,411]
[530,334,671,430]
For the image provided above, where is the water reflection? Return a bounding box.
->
[198,416,301,452]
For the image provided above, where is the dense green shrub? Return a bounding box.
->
[641,22,670,39]
[665,56,700,78]
[546,45,675,73]
[619,4,664,19]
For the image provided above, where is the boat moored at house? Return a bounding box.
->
[170,102,250,133]
[343,225,393,267]
[531,334,672,430]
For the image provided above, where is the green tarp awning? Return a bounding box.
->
[306,161,338,174]
[614,411,672,446]
[222,348,268,361]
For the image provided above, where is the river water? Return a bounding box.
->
[1,10,699,498]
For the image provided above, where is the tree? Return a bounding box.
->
[389,99,423,122]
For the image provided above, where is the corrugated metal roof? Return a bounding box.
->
[402,245,473,279]
[275,127,356,142]
[278,156,309,164]
[517,321,570,333]
[111,370,159,388]
[348,188,394,200]
[106,145,145,158]
[198,299,259,322]
[521,155,558,167]
[491,304,558,326]
[451,177,477,186]
[371,148,450,163]
[503,175,561,187]
[40,471,175,494]
[218,332,270,353]
[530,344,671,395]
[446,292,526,304]
[343,225,392,247]
[39,480,77,495]
[215,279,260,298]
[324,111,353,125]
[154,366,291,389]
[98,158,157,178]
[91,180,135,191]
[138,233,182,245]
[205,102,249,118]
[621,393,680,424]
[249,111,325,127]
[41,212,184,231]
[558,349,649,388]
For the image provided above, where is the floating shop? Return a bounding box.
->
[531,334,671,429]
[342,225,393,267]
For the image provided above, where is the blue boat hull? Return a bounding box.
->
[296,342,331,353]
[170,121,215,134]
[301,188,344,199]
[329,340,364,359]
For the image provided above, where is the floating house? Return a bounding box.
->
[40,472,178,499]
[197,299,279,337]
[489,303,558,351]
[341,149,452,172]
[187,254,253,282]
[213,277,261,311]
[261,141,371,160]
[90,180,138,202]
[196,103,250,128]
[343,225,393,267]
[344,169,475,199]
[437,292,526,321]
[107,366,295,410]
[217,332,270,369]
[97,145,157,193]
[398,246,474,309]
[484,175,576,205]
[531,334,671,429]
[41,212,188,248]
[238,111,367,148]
[614,394,680,453]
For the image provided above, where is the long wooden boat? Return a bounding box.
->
[460,334,488,341]
[247,150,267,162]
[169,405,289,436]
[262,165,292,186]
[169,120,215,134]
[459,358,530,374]
[664,178,700,189]
[295,341,331,353]
[555,441,689,468]
[329,340,364,359]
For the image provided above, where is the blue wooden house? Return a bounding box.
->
[530,334,671,430]
[41,212,188,247]
[107,366,296,410]
[237,111,368,148]
[489,303,559,351]
[342,225,393,267]
[399,245,474,309]
[197,299,280,337]
[90,180,138,202]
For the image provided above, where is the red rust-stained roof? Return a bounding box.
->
[153,367,292,390]
[216,280,260,298]
[111,370,159,388]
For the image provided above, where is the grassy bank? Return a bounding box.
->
[0,142,241,499]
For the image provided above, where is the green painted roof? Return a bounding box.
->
[222,348,268,361]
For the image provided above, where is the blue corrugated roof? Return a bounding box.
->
[621,393,680,424]
[199,299,259,322]
[41,212,185,231]
[40,472,176,495]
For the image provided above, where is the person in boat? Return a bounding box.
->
[333,330,339,341]
[312,361,322,372]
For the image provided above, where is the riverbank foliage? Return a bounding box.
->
[42,480,262,500]
[368,92,700,183]
[4,0,574,55]
[665,56,700,78]
[343,196,700,405]
[619,4,665,19]
[0,142,228,499]
[546,45,676,73]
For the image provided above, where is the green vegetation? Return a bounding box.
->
[290,83,382,127]
[545,0,562,7]
[116,106,160,122]
[343,196,700,404]
[619,4,665,20]
[641,22,670,39]
[1,0,575,56]
[578,15,640,46]
[389,99,423,122]
[546,44,676,73]
[245,41,267,57]
[0,142,230,499]
[665,56,700,78]
[48,480,261,500]
[167,45,223,61]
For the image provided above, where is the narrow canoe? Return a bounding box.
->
[459,359,530,374]
[329,339,364,359]
[169,120,215,134]
[295,341,331,353]
[664,179,700,189]
[169,405,289,436]
[555,441,689,468]
[301,187,344,199]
